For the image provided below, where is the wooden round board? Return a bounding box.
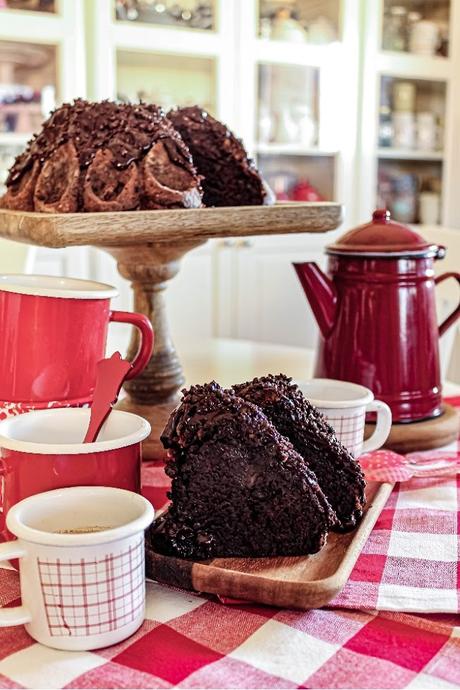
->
[365,403,459,454]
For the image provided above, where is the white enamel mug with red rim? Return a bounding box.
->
[297,379,392,457]
[0,487,154,651]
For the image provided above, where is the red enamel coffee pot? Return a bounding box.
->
[294,209,460,422]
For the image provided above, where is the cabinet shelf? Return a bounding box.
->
[377,51,451,81]
[111,21,221,56]
[0,132,30,147]
[377,148,444,161]
[255,38,339,67]
[256,143,337,157]
[0,8,67,42]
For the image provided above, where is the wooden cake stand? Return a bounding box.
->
[0,203,342,458]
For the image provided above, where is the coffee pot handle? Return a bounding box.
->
[435,272,460,337]
[0,542,31,627]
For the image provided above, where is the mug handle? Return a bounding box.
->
[0,460,4,539]
[0,542,31,627]
[435,272,460,337]
[109,311,154,380]
[361,400,392,454]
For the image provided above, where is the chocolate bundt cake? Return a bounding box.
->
[1,99,202,212]
[149,382,336,560]
[234,375,366,532]
[167,106,268,207]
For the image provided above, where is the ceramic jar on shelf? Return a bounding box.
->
[419,190,441,225]
[392,82,416,150]
[382,5,407,51]
[409,19,439,56]
[416,112,437,151]
[393,82,415,112]
[392,111,415,149]
[269,8,307,43]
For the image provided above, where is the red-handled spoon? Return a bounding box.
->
[83,352,133,443]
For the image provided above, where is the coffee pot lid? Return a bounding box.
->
[327,209,443,258]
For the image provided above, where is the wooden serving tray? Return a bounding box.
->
[146,481,393,610]
[0,202,342,248]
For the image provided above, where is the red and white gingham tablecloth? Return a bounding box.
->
[0,398,459,689]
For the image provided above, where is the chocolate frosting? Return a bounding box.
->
[8,100,192,184]
[3,99,203,213]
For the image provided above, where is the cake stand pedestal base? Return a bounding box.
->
[365,403,459,454]
[116,396,178,459]
[106,241,205,459]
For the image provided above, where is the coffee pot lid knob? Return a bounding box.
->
[372,208,391,223]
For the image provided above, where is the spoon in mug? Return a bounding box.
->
[83,352,133,443]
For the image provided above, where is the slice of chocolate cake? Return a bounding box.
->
[234,375,366,532]
[148,382,336,560]
[167,106,268,207]
[1,99,202,213]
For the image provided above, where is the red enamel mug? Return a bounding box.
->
[0,407,151,541]
[0,274,153,415]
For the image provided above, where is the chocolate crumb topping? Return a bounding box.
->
[168,106,268,207]
[234,374,366,532]
[2,99,202,213]
[148,381,336,560]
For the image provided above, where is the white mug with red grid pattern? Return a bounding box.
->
[297,379,392,457]
[0,486,154,651]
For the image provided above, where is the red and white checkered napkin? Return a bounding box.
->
[330,454,460,614]
[1,569,459,688]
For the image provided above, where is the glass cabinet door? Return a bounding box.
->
[0,40,57,193]
[257,63,319,149]
[0,40,57,136]
[378,76,445,152]
[382,0,450,57]
[255,62,335,202]
[116,50,216,113]
[114,0,216,31]
[0,0,55,13]
[376,75,446,224]
[258,0,340,43]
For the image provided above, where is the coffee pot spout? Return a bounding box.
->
[293,262,337,338]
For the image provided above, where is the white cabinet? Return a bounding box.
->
[165,233,334,349]
[232,236,326,348]
[167,242,217,343]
